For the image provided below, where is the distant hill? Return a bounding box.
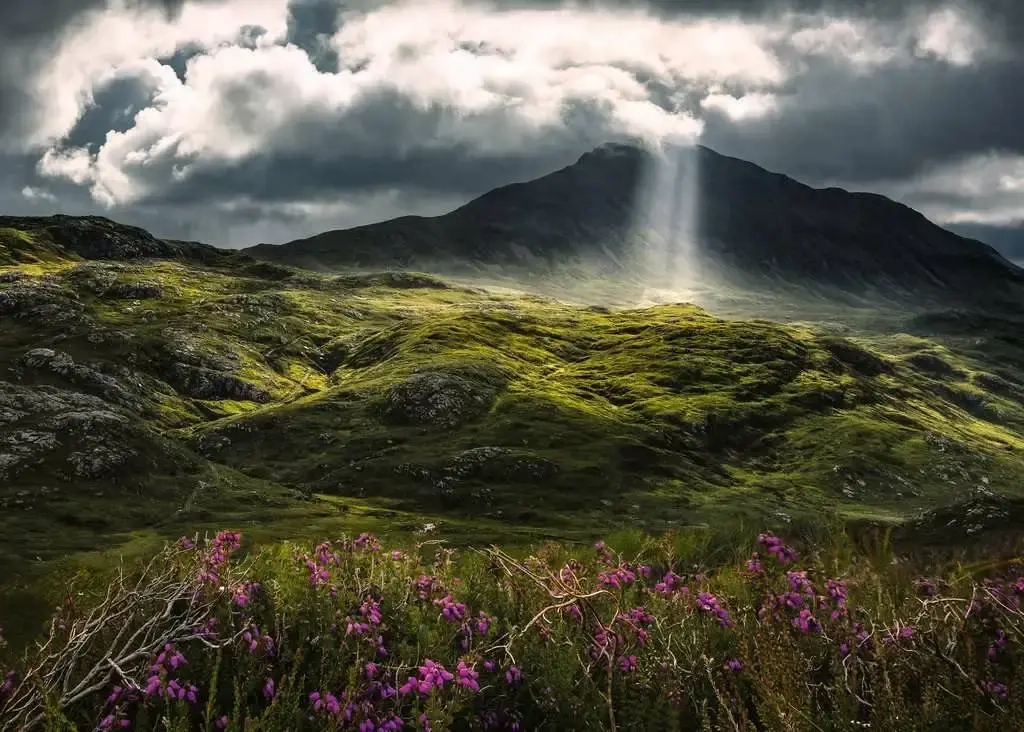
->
[0,214,241,267]
[244,143,1024,309]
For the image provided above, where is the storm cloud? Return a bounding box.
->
[1,0,1021,246]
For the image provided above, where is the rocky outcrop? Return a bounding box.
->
[0,382,136,481]
[378,368,501,428]
[105,281,164,300]
[166,362,270,402]
[0,279,85,324]
[16,348,141,408]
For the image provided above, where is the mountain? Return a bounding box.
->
[244,143,1024,308]
[946,222,1024,265]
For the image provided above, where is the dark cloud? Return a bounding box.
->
[2,0,1024,248]
[63,77,160,150]
[286,0,342,72]
[701,56,1024,185]
[0,0,204,144]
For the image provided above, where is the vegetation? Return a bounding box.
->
[2,528,1023,730]
[5,217,1024,728]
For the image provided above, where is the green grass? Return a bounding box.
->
[4,228,1024,637]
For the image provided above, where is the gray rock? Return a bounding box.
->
[105,281,163,299]
[0,280,84,323]
[17,349,140,408]
[167,362,270,402]
[378,369,500,428]
[0,381,138,481]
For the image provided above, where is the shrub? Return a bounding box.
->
[1,530,1022,730]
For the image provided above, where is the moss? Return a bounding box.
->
[3,221,1024,602]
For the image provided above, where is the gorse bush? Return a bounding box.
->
[1,529,1022,731]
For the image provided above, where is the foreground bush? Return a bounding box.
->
[1,530,1022,731]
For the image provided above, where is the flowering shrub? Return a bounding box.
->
[1,529,1023,730]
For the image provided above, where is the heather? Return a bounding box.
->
[2,530,1023,731]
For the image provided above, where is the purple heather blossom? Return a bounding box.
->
[400,659,454,696]
[456,661,481,692]
[989,630,1009,661]
[505,665,522,686]
[177,537,194,550]
[655,571,684,595]
[696,592,733,627]
[726,658,744,672]
[434,594,468,623]
[215,716,229,730]
[1,671,16,700]
[984,680,1009,699]
[618,655,638,673]
[306,560,330,587]
[262,678,276,700]
[792,609,820,634]
[144,674,162,698]
[758,533,796,565]
[598,566,638,589]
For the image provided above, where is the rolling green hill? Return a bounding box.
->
[3,215,1024,593]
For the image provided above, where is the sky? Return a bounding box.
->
[1,0,1022,249]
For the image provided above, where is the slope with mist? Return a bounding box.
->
[4,210,1024,611]
[246,143,1024,311]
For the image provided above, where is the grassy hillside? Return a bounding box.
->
[4,223,1024,590]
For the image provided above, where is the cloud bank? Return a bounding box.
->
[0,0,1020,246]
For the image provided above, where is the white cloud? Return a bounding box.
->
[913,6,990,67]
[26,0,1005,217]
[20,186,56,202]
[21,0,291,149]
[701,91,778,121]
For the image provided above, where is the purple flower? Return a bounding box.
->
[505,665,522,686]
[262,678,276,700]
[696,592,733,627]
[618,655,638,673]
[792,609,820,634]
[758,532,796,564]
[456,661,480,692]
[984,680,1009,699]
[434,594,468,623]
[144,675,162,698]
[725,658,744,672]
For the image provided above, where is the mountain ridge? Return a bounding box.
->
[244,143,1024,309]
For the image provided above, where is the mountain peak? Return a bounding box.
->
[245,145,1024,307]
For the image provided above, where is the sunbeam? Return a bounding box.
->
[630,139,703,305]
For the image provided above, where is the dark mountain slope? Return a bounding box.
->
[245,144,1024,308]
